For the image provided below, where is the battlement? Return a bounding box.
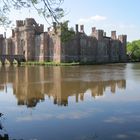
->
[15,18,44,34]
[24,18,36,26]
[118,35,127,43]
[16,18,37,27]
[16,20,24,27]
[74,24,85,34]
[91,27,103,40]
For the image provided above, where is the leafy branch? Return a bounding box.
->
[0,0,64,26]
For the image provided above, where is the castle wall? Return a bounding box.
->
[14,28,19,55]
[110,40,120,62]
[47,28,61,63]
[6,39,13,55]
[0,35,4,55]
[61,36,80,63]
[35,35,41,61]
[80,35,97,63]
[24,27,35,61]
[17,31,25,55]
[96,39,109,63]
[43,32,49,61]
[47,33,55,62]
[34,32,48,62]
[11,38,16,55]
[2,39,7,54]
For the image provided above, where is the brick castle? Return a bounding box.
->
[0,18,127,63]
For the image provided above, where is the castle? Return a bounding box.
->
[0,18,127,63]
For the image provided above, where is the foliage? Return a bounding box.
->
[127,40,140,60]
[61,20,75,43]
[0,0,64,26]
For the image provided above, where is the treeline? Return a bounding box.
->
[127,40,140,61]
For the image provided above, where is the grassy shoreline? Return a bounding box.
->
[20,61,80,66]
[1,60,138,66]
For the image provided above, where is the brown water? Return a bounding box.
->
[0,63,140,140]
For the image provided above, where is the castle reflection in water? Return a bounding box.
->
[0,66,126,107]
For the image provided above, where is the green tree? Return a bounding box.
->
[61,20,75,43]
[0,0,64,26]
[127,40,140,60]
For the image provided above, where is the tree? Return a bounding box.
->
[61,20,75,43]
[0,0,64,26]
[127,40,140,61]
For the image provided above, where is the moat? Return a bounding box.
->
[0,63,140,140]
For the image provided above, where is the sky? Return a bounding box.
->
[0,0,140,41]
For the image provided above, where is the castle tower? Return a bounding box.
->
[43,32,49,61]
[14,29,18,55]
[49,25,61,63]
[37,32,48,62]
[24,28,35,61]
[24,19,35,61]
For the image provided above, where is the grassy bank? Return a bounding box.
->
[21,61,80,66]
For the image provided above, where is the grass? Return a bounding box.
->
[20,61,80,66]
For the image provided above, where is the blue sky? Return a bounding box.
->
[62,0,140,41]
[0,0,140,41]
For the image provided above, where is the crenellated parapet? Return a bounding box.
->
[91,27,104,40]
[118,35,127,44]
[16,20,24,27]
[14,18,44,34]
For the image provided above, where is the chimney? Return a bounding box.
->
[111,31,116,40]
[48,27,51,32]
[12,29,15,38]
[92,27,96,33]
[75,24,78,33]
[53,22,57,28]
[103,32,106,37]
[4,32,6,38]
[80,25,84,33]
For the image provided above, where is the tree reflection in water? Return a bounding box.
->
[0,134,9,140]
[0,113,23,140]
[0,113,8,140]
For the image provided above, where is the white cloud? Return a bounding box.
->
[16,109,102,122]
[91,15,107,21]
[78,15,107,23]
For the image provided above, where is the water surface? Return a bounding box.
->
[0,63,140,140]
